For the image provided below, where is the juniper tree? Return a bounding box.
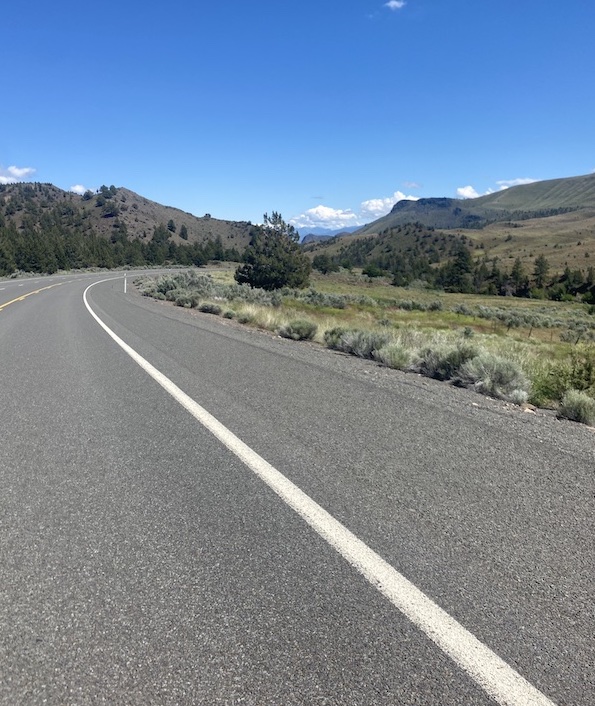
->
[235,212,311,290]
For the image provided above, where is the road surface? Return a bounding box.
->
[0,272,593,705]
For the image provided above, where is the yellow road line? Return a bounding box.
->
[0,282,64,312]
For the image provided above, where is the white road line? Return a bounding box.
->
[83,278,557,706]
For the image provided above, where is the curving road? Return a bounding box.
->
[0,272,593,705]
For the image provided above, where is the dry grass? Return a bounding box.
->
[140,268,595,413]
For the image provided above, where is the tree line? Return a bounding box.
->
[311,228,595,303]
[0,214,240,276]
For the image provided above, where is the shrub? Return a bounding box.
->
[373,344,411,370]
[278,319,318,341]
[569,345,595,391]
[338,330,392,359]
[529,361,570,407]
[413,342,478,381]
[557,389,595,425]
[237,313,255,324]
[294,289,348,309]
[458,352,530,402]
[323,327,390,358]
[324,327,349,349]
[453,303,474,316]
[223,310,236,319]
[174,292,199,308]
[199,302,222,315]
[508,388,530,406]
[165,286,184,301]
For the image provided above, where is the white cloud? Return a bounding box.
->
[403,181,421,189]
[385,0,406,9]
[290,205,360,231]
[457,177,540,199]
[457,185,481,199]
[70,184,87,195]
[7,165,35,179]
[290,190,418,230]
[0,164,36,184]
[496,177,537,189]
[360,191,419,219]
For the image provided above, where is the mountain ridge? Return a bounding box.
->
[355,172,595,235]
[0,182,254,249]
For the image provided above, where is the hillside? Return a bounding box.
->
[300,226,361,243]
[304,173,595,276]
[0,183,253,248]
[305,173,595,298]
[0,182,254,274]
[304,223,462,263]
[356,173,595,235]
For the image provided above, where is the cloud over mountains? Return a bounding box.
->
[290,190,418,230]
[457,177,538,199]
[0,165,36,184]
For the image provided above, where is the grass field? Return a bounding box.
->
[136,266,595,424]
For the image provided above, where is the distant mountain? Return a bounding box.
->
[299,225,361,243]
[355,173,595,234]
[301,233,333,244]
[305,172,595,275]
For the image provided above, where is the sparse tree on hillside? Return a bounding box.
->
[152,223,170,244]
[533,254,550,288]
[510,257,530,296]
[101,202,120,218]
[312,253,339,274]
[235,211,311,290]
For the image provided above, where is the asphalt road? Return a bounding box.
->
[0,272,593,705]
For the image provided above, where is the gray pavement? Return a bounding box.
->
[0,273,593,705]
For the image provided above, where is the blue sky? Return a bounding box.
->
[2,1,594,232]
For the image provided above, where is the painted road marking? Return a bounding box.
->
[0,282,64,312]
[84,278,557,706]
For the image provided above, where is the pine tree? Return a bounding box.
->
[235,212,311,290]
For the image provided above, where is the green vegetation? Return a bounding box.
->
[0,183,241,274]
[354,173,595,235]
[325,329,391,359]
[0,182,253,271]
[198,302,223,315]
[412,341,478,382]
[305,222,595,301]
[4,175,595,427]
[137,268,595,425]
[235,212,311,290]
[558,389,595,425]
[458,353,530,403]
[278,319,318,341]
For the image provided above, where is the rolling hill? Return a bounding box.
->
[0,182,254,249]
[305,173,595,275]
[0,182,255,274]
[355,172,595,235]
